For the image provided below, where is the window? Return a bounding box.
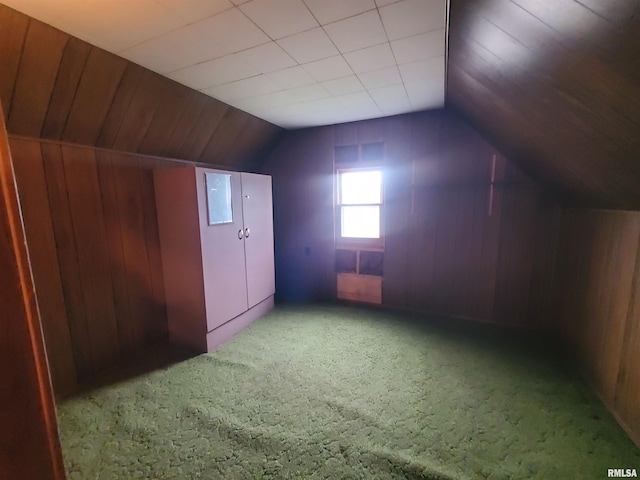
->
[337,169,383,242]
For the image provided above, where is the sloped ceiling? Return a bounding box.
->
[0,0,448,129]
[0,4,283,169]
[448,0,640,209]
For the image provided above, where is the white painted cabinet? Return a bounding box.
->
[154,167,275,352]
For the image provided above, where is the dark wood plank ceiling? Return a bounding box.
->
[448,0,640,209]
[0,4,283,170]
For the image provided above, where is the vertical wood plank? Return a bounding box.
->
[61,145,119,374]
[63,48,127,145]
[199,107,250,164]
[0,5,29,117]
[110,70,171,152]
[95,150,133,352]
[41,142,91,379]
[8,21,67,136]
[554,208,640,447]
[41,37,91,140]
[0,104,65,480]
[138,81,188,157]
[138,166,169,341]
[161,91,208,159]
[179,98,228,161]
[96,63,145,149]
[109,153,157,347]
[10,138,77,397]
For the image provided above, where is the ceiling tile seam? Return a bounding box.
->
[116,1,237,54]
[372,3,413,109]
[114,1,226,55]
[301,1,379,29]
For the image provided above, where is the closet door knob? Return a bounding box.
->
[245,227,250,238]
[238,229,244,240]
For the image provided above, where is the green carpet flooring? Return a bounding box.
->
[58,304,640,479]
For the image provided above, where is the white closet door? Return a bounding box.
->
[241,172,275,308]
[196,168,248,331]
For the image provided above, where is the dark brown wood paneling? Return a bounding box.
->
[448,0,640,209]
[60,145,120,374]
[40,142,92,379]
[9,138,77,397]
[264,109,558,328]
[179,98,229,162]
[110,70,171,152]
[554,208,640,447]
[96,63,145,149]
[0,6,28,118]
[137,82,187,157]
[41,37,92,139]
[10,137,179,397]
[264,126,336,301]
[63,47,127,145]
[8,21,67,136]
[0,106,65,480]
[0,4,282,169]
[161,91,208,159]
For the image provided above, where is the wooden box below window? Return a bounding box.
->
[337,273,382,304]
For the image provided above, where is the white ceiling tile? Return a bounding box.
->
[375,0,400,6]
[301,97,346,113]
[290,84,331,101]
[169,54,260,89]
[266,66,317,88]
[240,0,319,39]
[277,28,339,64]
[390,29,445,64]
[231,90,300,110]
[201,75,282,100]
[371,86,413,116]
[194,8,270,53]
[380,0,446,41]
[344,43,395,74]
[380,101,413,116]
[404,76,445,110]
[121,25,230,74]
[235,43,297,73]
[302,56,354,82]
[337,91,375,107]
[398,56,445,83]
[303,0,376,25]
[69,0,187,52]
[357,66,402,89]
[156,0,233,23]
[321,75,364,96]
[323,10,387,53]
[368,83,409,104]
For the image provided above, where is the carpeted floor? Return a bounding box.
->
[58,303,640,479]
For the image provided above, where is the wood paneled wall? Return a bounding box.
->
[0,107,65,480]
[263,109,559,328]
[554,208,640,446]
[448,0,640,209]
[0,4,283,170]
[9,137,184,398]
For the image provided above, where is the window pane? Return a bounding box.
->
[340,170,381,204]
[205,173,233,225]
[342,206,380,238]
